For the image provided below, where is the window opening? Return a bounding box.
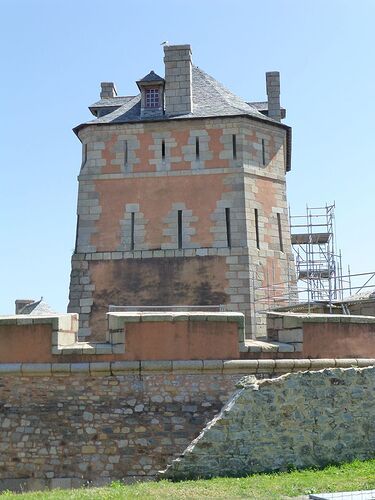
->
[255,209,260,249]
[195,137,200,160]
[162,139,166,160]
[124,140,128,166]
[82,143,88,165]
[225,208,231,248]
[261,139,266,166]
[277,213,284,252]
[232,134,237,159]
[145,88,160,108]
[177,210,183,249]
[130,212,135,251]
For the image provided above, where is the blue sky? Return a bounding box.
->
[1,0,374,314]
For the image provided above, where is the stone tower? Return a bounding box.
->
[68,44,295,339]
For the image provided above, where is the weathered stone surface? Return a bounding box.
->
[161,366,375,479]
[0,372,240,486]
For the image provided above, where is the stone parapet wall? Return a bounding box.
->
[347,298,375,317]
[266,312,375,358]
[162,365,375,480]
[0,312,244,363]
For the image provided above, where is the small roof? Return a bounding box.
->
[137,70,164,84]
[19,299,55,315]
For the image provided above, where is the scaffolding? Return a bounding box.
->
[289,203,343,304]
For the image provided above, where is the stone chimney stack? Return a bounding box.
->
[164,44,193,115]
[100,82,117,99]
[266,72,281,122]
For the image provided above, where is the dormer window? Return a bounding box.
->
[136,70,165,118]
[146,88,160,108]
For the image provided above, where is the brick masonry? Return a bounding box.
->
[68,116,295,340]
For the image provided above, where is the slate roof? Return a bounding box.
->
[81,67,283,126]
[76,65,292,170]
[89,96,134,109]
[137,70,164,83]
[19,299,56,315]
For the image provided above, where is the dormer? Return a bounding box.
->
[136,70,165,118]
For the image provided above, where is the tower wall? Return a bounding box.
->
[68,117,294,339]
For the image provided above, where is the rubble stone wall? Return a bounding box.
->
[162,365,375,479]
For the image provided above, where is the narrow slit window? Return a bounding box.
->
[162,139,166,160]
[195,137,200,160]
[124,140,128,166]
[232,134,237,159]
[82,143,88,165]
[254,209,260,249]
[177,210,183,249]
[277,213,284,252]
[261,139,266,166]
[225,208,231,248]
[130,212,135,251]
[74,215,80,252]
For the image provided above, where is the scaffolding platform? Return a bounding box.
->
[291,232,330,245]
[298,269,331,279]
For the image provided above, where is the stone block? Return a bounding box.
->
[51,363,71,375]
[95,344,112,355]
[172,360,203,372]
[356,358,375,367]
[291,342,303,352]
[141,360,172,372]
[112,344,125,354]
[110,331,125,344]
[22,363,51,376]
[309,359,336,370]
[51,478,72,489]
[335,359,358,369]
[70,363,90,374]
[257,360,276,373]
[276,342,295,353]
[282,315,303,329]
[0,363,22,375]
[203,360,223,371]
[90,362,111,375]
[278,328,303,343]
[111,360,140,373]
[274,359,295,372]
[292,359,311,371]
[223,360,258,373]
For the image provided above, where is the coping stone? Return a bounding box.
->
[141,360,173,372]
[0,364,21,375]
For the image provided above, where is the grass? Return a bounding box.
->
[1,459,375,499]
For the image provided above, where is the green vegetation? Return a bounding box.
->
[1,459,375,499]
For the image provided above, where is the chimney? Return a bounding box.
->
[266,72,281,122]
[15,299,34,314]
[100,82,117,99]
[164,44,193,115]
